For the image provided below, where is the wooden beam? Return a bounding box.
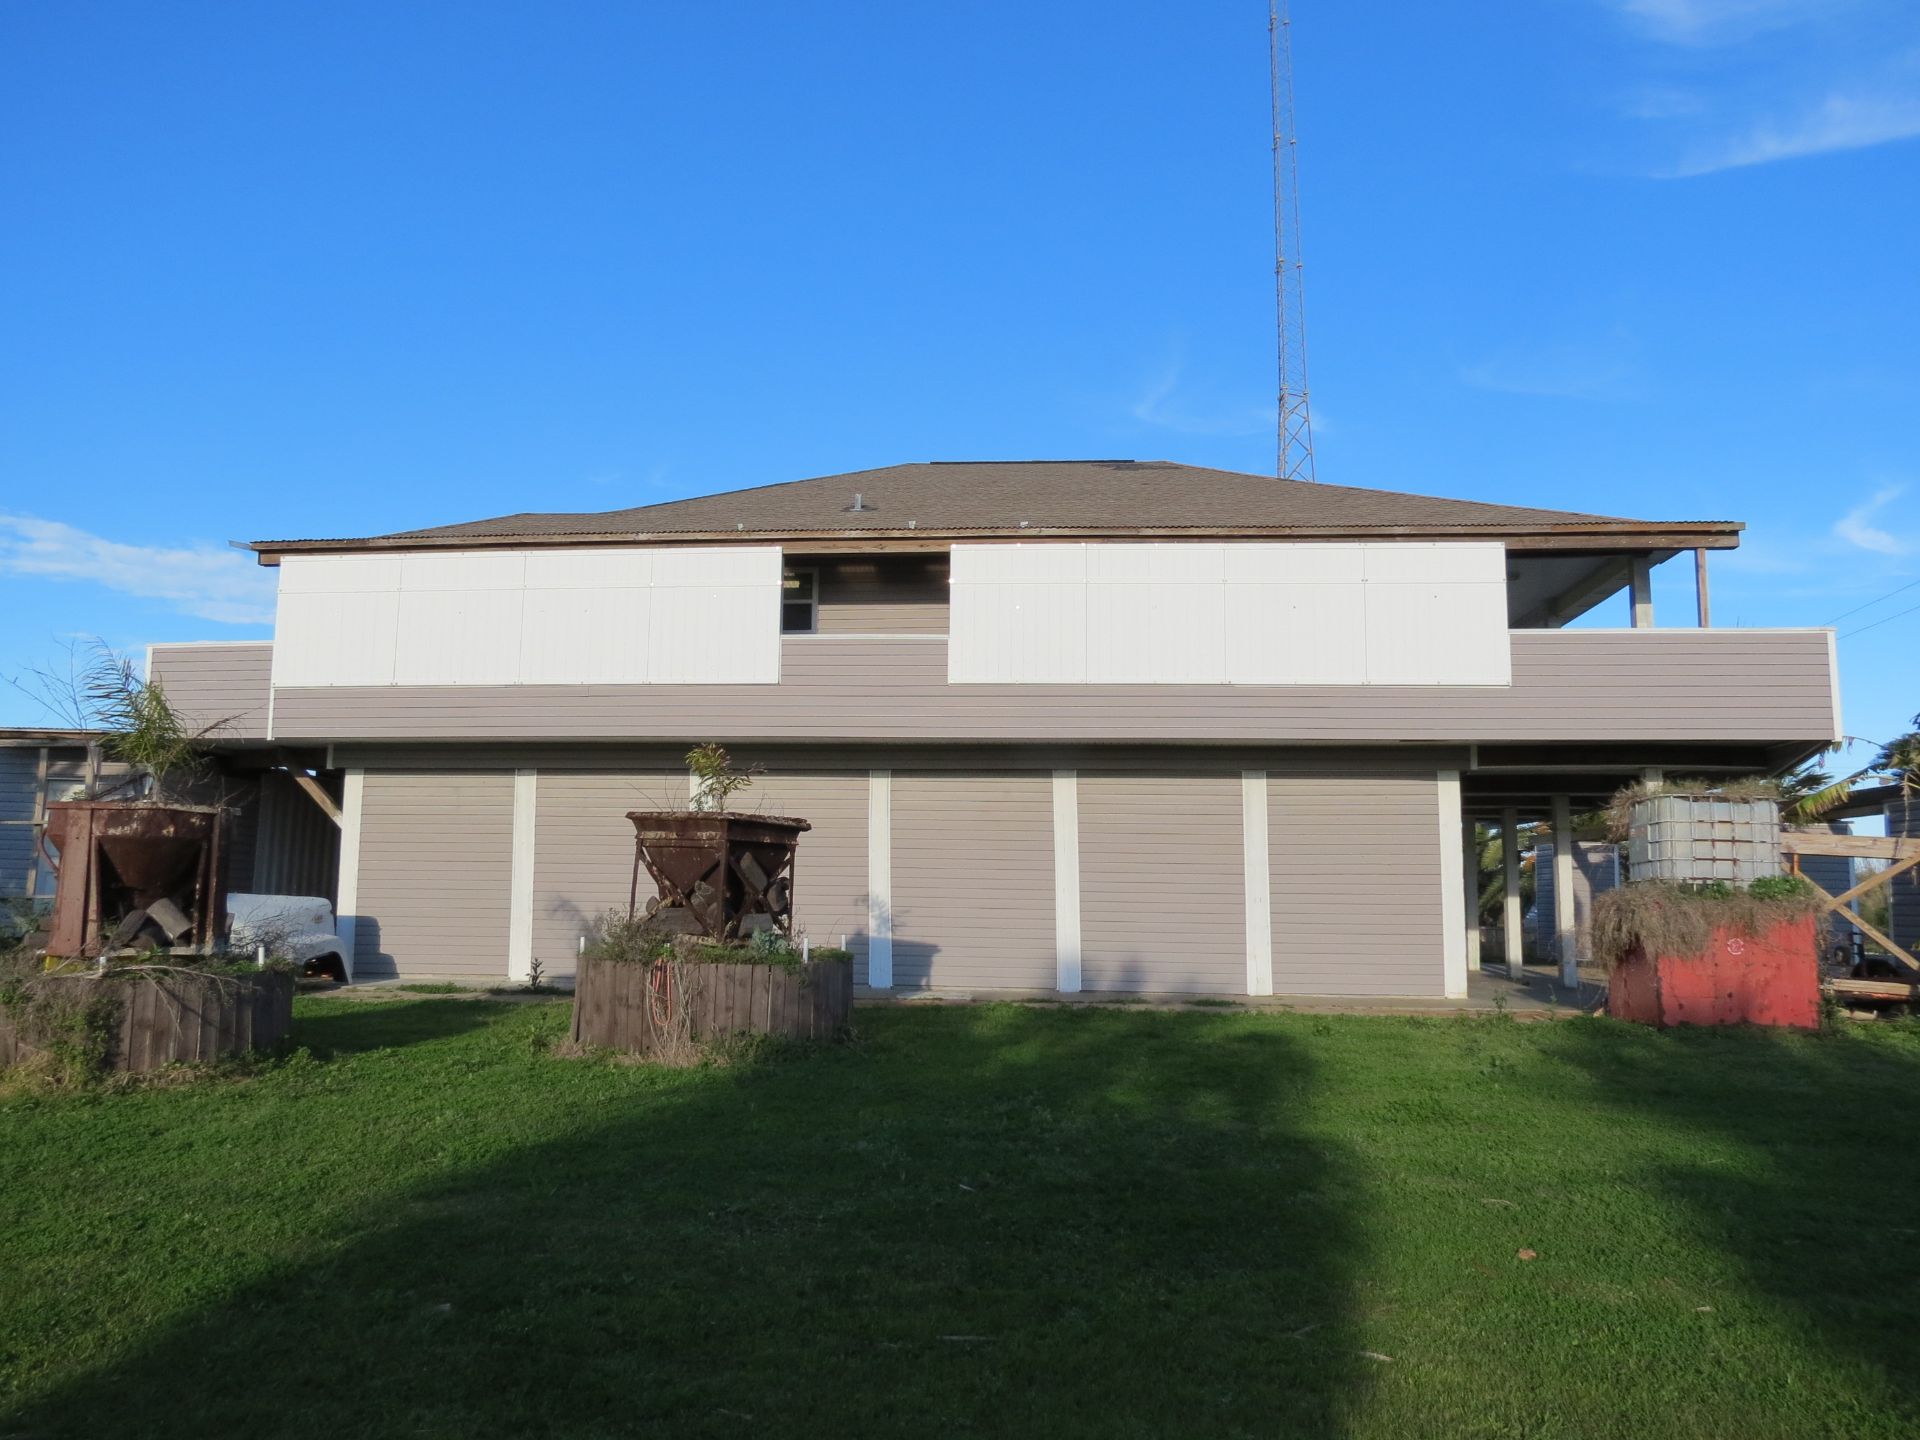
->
[1782,832,1920,862]
[1826,976,1920,1002]
[1695,548,1711,628]
[288,770,343,827]
[1629,558,1654,629]
[1830,847,1920,910]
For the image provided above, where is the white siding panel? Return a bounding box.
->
[272,589,399,687]
[394,588,525,685]
[524,549,652,589]
[1226,581,1367,685]
[1364,581,1510,685]
[277,554,403,594]
[518,587,653,685]
[271,545,780,687]
[401,551,526,591]
[950,540,1510,687]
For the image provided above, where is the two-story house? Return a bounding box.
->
[150,460,1840,998]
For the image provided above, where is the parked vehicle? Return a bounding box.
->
[227,893,351,981]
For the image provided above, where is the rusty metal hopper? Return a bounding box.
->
[42,802,228,957]
[627,811,811,940]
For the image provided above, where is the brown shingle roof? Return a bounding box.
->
[256,460,1741,550]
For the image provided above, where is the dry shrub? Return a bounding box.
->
[1590,877,1826,968]
[1602,776,1784,842]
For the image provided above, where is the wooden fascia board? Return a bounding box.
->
[250,525,1743,565]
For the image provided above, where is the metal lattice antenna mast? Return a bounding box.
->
[1269,0,1316,481]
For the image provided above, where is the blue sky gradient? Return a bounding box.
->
[2,1,1915,765]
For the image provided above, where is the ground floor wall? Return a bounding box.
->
[330,743,1471,997]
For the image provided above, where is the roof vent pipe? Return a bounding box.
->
[846,492,872,512]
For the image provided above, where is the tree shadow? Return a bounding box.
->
[3,1005,1375,1439]
[1552,1018,1920,1414]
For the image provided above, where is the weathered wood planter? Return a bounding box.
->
[1607,916,1820,1030]
[0,968,293,1072]
[570,952,852,1056]
[627,811,811,940]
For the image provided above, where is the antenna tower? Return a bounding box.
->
[1269,0,1316,481]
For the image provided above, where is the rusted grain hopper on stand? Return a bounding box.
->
[626,810,811,940]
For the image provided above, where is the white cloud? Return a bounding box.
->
[1833,485,1910,555]
[0,514,276,625]
[1129,356,1276,437]
[1666,89,1920,174]
[1610,0,1846,47]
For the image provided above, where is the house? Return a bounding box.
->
[149,460,1841,997]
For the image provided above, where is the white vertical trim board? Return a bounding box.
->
[866,770,893,988]
[508,769,538,982]
[1551,794,1578,989]
[1052,770,1082,993]
[1437,771,1468,999]
[334,769,365,981]
[1242,771,1274,996]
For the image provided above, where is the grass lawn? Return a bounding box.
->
[4,999,1920,1438]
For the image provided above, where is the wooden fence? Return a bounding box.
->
[0,968,294,1072]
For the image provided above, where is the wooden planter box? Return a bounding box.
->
[1607,916,1820,1030]
[0,968,294,1072]
[570,952,852,1056]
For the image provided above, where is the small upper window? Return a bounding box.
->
[781,568,818,634]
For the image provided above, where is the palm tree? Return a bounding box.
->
[1785,712,1920,821]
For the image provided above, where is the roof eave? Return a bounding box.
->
[248,520,1745,564]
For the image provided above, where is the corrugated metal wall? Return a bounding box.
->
[1532,840,1621,959]
[248,771,342,899]
[890,772,1055,990]
[1079,773,1245,993]
[353,772,514,980]
[1268,766,1444,996]
[0,750,40,895]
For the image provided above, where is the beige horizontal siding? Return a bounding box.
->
[747,772,871,982]
[270,630,1838,745]
[1269,767,1444,997]
[812,557,947,635]
[891,773,1055,990]
[150,643,273,739]
[1079,774,1245,993]
[531,771,689,977]
[353,772,513,979]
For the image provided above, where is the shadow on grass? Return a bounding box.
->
[286,996,506,1058]
[1555,1018,1920,1413]
[3,1004,1375,1439]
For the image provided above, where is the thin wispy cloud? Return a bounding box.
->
[1458,335,1643,401]
[1833,485,1911,555]
[0,514,275,625]
[1611,0,1845,47]
[1129,355,1276,438]
[1668,88,1920,174]
[1600,3,1920,176]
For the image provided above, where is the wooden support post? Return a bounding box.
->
[1502,806,1525,983]
[1694,548,1711,628]
[1552,794,1578,990]
[22,745,49,900]
[1630,557,1654,629]
[1463,815,1482,973]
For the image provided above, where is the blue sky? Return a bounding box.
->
[2,0,1915,765]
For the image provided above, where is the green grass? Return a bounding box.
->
[4,1001,1920,1438]
[392,982,482,994]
